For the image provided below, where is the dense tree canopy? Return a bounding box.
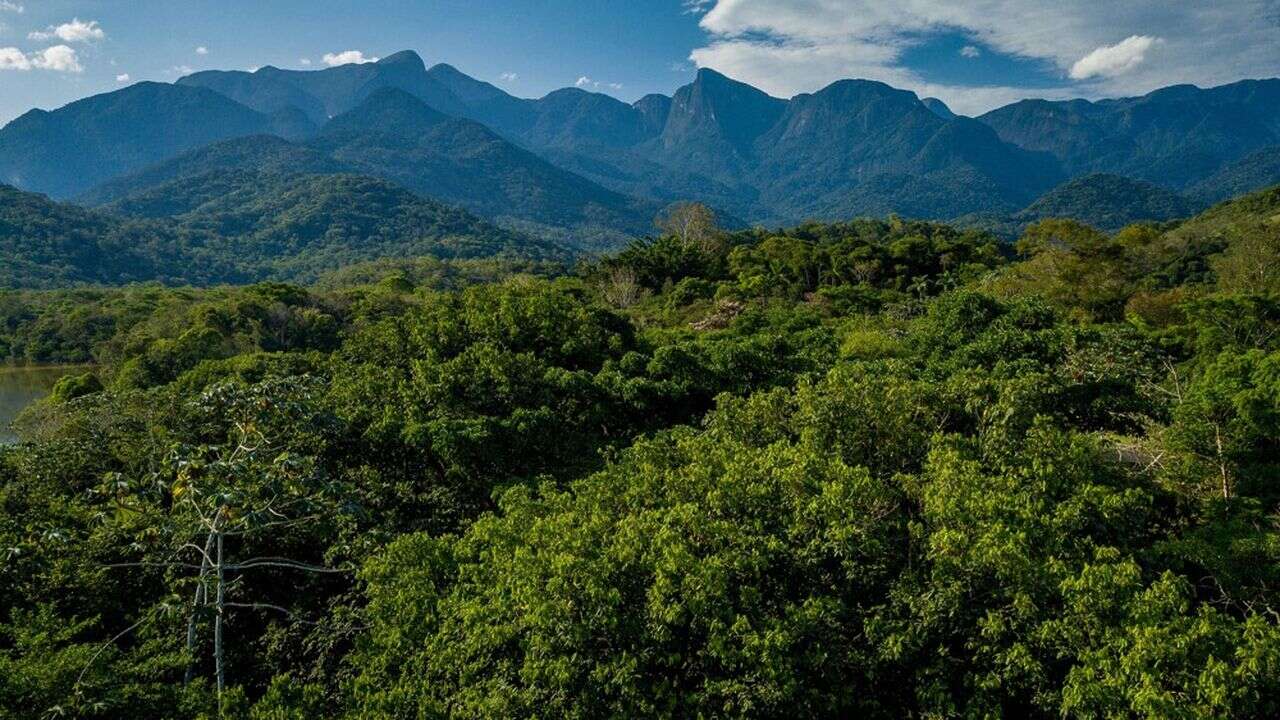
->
[2,189,1279,718]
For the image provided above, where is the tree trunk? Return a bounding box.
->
[1215,423,1232,500]
[214,531,225,696]
[184,531,216,684]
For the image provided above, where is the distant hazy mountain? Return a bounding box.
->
[750,79,1062,221]
[179,50,470,122]
[83,89,655,251]
[978,80,1280,190]
[4,48,1280,248]
[169,57,1064,222]
[0,82,312,199]
[313,88,656,248]
[652,68,788,182]
[436,65,1060,221]
[491,68,1058,223]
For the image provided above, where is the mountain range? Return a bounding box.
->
[1,49,1278,255]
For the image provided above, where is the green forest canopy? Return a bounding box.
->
[1,188,1279,718]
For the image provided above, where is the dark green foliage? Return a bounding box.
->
[3,196,1280,719]
[77,134,345,208]
[1015,173,1202,230]
[112,172,569,280]
[0,177,566,289]
[1190,147,1280,204]
[0,185,214,288]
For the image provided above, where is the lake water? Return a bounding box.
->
[0,366,84,444]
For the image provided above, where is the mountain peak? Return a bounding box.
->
[922,97,957,119]
[427,62,462,76]
[633,93,672,135]
[685,67,784,106]
[542,87,592,100]
[666,67,785,153]
[320,86,450,138]
[425,62,512,106]
[377,50,426,71]
[690,67,762,93]
[809,78,919,105]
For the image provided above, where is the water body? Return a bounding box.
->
[0,366,84,444]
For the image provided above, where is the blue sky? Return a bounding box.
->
[1,0,1276,124]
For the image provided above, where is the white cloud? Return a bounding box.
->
[170,64,194,75]
[195,46,209,55]
[499,71,518,81]
[0,2,22,13]
[960,45,981,58]
[688,1,1280,114]
[1069,35,1159,79]
[575,75,624,92]
[299,57,312,66]
[30,45,82,72]
[683,0,714,13]
[322,50,378,66]
[115,73,130,82]
[0,46,29,70]
[0,44,82,72]
[29,18,104,43]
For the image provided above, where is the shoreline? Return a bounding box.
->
[0,363,95,373]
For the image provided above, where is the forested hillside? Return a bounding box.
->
[0,179,565,288]
[77,89,655,251]
[2,185,1278,718]
[1189,147,1280,205]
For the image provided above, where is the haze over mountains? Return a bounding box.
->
[0,49,1278,257]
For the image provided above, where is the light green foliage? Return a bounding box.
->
[48,372,103,403]
[354,381,907,718]
[1053,554,1280,719]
